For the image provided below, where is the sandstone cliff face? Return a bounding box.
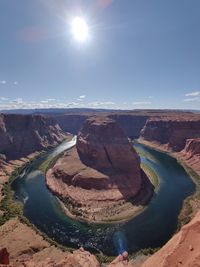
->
[53,111,198,140]
[140,116,200,177]
[54,114,89,134]
[109,114,149,138]
[0,218,99,267]
[53,113,149,138]
[0,114,67,161]
[141,210,200,267]
[179,138,200,176]
[77,117,141,174]
[182,138,200,156]
[2,211,200,267]
[140,117,200,152]
[23,249,100,267]
[46,117,153,223]
[138,117,200,266]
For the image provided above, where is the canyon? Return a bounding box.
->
[0,113,69,161]
[46,116,153,223]
[0,110,200,267]
[52,110,200,181]
[0,113,70,209]
[140,115,200,177]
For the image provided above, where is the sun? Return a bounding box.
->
[71,17,89,42]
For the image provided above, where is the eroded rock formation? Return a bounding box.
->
[1,111,200,267]
[140,115,200,177]
[140,117,200,152]
[0,218,99,267]
[0,113,68,161]
[179,138,200,175]
[46,117,153,223]
[141,210,200,267]
[54,114,89,134]
[2,211,200,267]
[22,248,100,267]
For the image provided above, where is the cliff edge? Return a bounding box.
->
[46,117,153,223]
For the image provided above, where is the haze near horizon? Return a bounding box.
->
[0,0,200,110]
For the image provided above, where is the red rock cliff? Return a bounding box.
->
[77,117,141,174]
[109,114,149,138]
[182,138,200,156]
[0,113,68,161]
[179,138,200,175]
[53,113,149,138]
[53,114,89,134]
[140,117,200,151]
[141,210,200,267]
[46,117,153,223]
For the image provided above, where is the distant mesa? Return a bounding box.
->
[46,116,154,223]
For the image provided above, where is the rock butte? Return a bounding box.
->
[0,111,200,266]
[46,117,153,223]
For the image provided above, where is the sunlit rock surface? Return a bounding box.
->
[0,113,68,161]
[140,117,200,152]
[46,117,153,223]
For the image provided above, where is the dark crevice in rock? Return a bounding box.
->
[104,146,113,167]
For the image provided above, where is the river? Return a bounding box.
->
[12,138,195,256]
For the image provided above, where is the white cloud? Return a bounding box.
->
[0,100,79,110]
[132,101,152,105]
[88,101,115,108]
[77,95,86,101]
[0,80,7,84]
[0,98,143,111]
[183,97,200,102]
[12,98,23,104]
[40,99,57,103]
[79,95,86,99]
[65,102,80,107]
[0,97,8,101]
[185,91,200,97]
[40,100,49,103]
[46,98,56,101]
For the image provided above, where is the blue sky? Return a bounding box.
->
[0,0,200,110]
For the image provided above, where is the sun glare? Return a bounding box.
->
[71,17,89,42]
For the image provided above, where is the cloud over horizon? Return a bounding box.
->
[132,101,152,105]
[185,91,200,97]
[0,80,7,84]
[0,94,199,111]
[184,91,200,103]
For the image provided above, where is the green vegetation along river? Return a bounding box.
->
[12,139,195,256]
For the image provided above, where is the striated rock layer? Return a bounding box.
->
[0,219,99,267]
[0,113,70,207]
[141,210,200,267]
[140,117,200,152]
[179,138,200,175]
[0,113,68,161]
[46,117,153,223]
[2,211,200,267]
[140,116,200,176]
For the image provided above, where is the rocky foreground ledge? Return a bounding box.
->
[1,211,200,266]
[46,117,154,223]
